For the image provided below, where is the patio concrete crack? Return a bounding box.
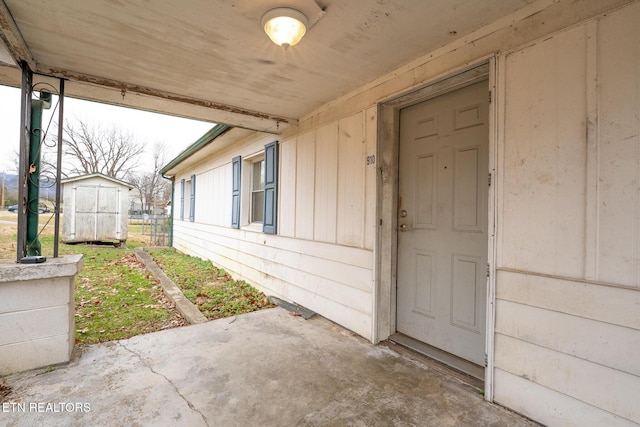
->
[117,342,210,427]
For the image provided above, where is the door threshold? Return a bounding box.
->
[387,333,485,383]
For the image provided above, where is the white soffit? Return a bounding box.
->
[0,0,544,130]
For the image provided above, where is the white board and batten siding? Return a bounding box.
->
[173,108,378,340]
[168,2,640,425]
[495,4,640,425]
[280,108,377,249]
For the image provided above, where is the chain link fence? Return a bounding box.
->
[129,215,170,246]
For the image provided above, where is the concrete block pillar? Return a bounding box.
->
[0,254,83,375]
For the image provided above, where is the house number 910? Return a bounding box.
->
[366,155,376,165]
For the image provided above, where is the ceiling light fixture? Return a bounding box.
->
[262,7,309,48]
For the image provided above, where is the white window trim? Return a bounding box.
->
[241,151,265,227]
[184,177,192,221]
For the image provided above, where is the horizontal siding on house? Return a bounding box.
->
[496,298,639,376]
[173,221,373,339]
[171,118,376,339]
[165,3,640,426]
[493,369,639,427]
[496,270,640,331]
[494,273,640,424]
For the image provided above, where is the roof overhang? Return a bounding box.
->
[160,125,270,178]
[0,0,545,133]
[60,172,134,189]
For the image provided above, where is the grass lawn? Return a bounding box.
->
[71,243,187,345]
[0,212,272,346]
[148,248,274,320]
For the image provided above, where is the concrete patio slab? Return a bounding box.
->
[1,308,536,426]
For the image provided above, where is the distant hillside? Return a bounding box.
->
[2,173,58,200]
[2,173,17,191]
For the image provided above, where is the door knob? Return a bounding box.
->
[399,224,407,232]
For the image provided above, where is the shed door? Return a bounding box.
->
[96,186,118,240]
[75,185,98,241]
[74,185,119,241]
[396,80,489,366]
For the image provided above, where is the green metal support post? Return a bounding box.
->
[25,91,51,256]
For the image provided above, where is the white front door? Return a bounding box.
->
[396,80,489,366]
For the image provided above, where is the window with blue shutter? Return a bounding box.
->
[180,178,185,220]
[189,174,196,222]
[231,156,241,228]
[263,141,278,234]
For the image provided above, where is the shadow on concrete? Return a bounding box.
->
[2,308,536,426]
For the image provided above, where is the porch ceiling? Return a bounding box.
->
[0,0,532,133]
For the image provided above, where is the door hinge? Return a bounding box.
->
[486,263,490,278]
[488,173,492,186]
[488,90,492,104]
[485,353,488,367]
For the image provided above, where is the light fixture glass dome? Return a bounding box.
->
[262,8,309,48]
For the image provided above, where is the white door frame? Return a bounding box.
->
[374,58,498,401]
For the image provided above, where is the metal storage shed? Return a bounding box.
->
[61,173,132,245]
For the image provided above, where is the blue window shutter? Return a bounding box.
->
[189,174,196,222]
[180,179,185,220]
[231,156,241,228]
[263,141,278,234]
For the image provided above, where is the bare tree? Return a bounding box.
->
[128,143,170,214]
[61,118,144,179]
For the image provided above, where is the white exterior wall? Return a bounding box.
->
[279,109,377,250]
[169,1,640,424]
[172,122,376,339]
[494,5,640,425]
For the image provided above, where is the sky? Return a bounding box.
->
[0,85,215,174]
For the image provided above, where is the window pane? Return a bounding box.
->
[252,191,264,222]
[185,180,191,220]
[253,160,265,190]
[251,159,265,223]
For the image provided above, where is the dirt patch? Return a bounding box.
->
[0,380,12,403]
